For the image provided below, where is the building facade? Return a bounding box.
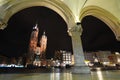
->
[27,24,39,64]
[27,24,47,66]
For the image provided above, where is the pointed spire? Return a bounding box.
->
[33,21,39,32]
[43,31,45,35]
[42,31,47,38]
[33,23,38,29]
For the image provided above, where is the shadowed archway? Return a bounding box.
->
[81,15,120,52]
[0,6,73,58]
[80,6,120,41]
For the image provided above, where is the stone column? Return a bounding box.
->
[68,24,90,73]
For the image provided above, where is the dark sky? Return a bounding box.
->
[0,6,120,58]
[0,6,72,58]
[81,16,120,52]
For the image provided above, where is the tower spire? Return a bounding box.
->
[43,31,45,35]
[33,23,38,29]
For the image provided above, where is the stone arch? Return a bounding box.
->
[0,0,75,30]
[80,6,120,41]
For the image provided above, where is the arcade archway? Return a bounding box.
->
[81,15,120,52]
[0,0,75,30]
[80,6,120,41]
[0,6,73,58]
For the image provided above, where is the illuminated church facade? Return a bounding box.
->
[28,24,47,65]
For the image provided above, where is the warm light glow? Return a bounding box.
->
[50,72,60,80]
[63,73,72,80]
[115,52,119,55]
[118,58,120,63]
[71,55,74,65]
[74,15,80,23]
[97,71,103,80]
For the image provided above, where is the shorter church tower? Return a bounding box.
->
[39,31,47,60]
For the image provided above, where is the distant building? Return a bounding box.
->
[39,31,47,60]
[62,51,72,66]
[27,24,39,64]
[54,50,72,67]
[27,24,47,66]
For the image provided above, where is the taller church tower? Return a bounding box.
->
[27,24,39,64]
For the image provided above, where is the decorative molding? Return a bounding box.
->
[0,0,76,30]
[68,23,83,36]
[0,20,7,29]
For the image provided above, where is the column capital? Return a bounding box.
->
[68,23,83,36]
[0,19,7,29]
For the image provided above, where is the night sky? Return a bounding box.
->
[81,16,120,52]
[0,6,120,58]
[0,6,72,58]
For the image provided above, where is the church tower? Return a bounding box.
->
[27,24,39,64]
[39,31,47,59]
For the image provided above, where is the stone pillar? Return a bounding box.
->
[69,24,90,73]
